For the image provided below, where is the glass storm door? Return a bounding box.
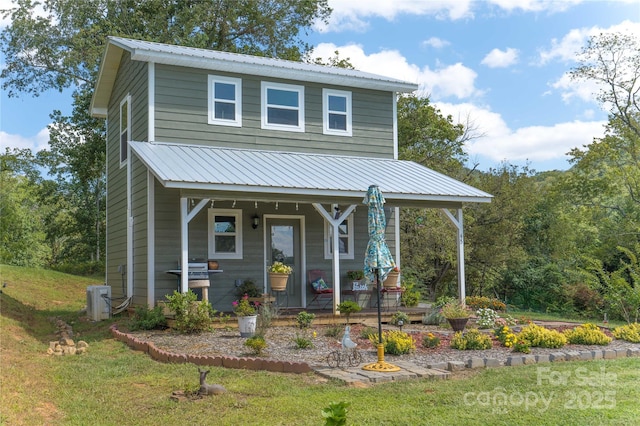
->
[267,218,302,307]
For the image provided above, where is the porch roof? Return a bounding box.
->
[130,141,492,208]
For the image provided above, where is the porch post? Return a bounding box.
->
[180,197,189,293]
[442,208,466,304]
[312,203,357,314]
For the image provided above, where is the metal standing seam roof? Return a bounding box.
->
[130,141,492,205]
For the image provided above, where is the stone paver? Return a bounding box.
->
[312,362,451,384]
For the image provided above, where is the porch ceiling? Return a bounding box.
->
[130,141,492,208]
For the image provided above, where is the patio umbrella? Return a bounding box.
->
[362,185,400,372]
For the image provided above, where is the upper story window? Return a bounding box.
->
[324,207,354,260]
[208,209,243,259]
[208,75,242,127]
[119,95,131,166]
[323,89,352,136]
[261,82,305,132]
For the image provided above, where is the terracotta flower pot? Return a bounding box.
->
[383,271,399,288]
[269,272,289,291]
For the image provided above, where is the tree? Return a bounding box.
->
[0,149,50,266]
[563,32,640,270]
[396,95,477,300]
[0,0,331,266]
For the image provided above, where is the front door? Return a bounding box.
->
[266,218,302,307]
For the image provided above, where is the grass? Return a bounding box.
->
[506,308,629,328]
[1,264,639,425]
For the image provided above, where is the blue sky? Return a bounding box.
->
[1,0,639,172]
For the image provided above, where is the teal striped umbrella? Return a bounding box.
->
[363,185,396,284]
[362,185,401,372]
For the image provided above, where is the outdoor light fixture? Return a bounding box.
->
[252,214,260,229]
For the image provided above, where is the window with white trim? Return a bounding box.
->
[324,207,354,259]
[208,75,242,126]
[119,95,131,166]
[261,82,305,132]
[323,89,352,136]
[208,209,243,259]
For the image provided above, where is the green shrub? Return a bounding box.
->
[465,296,506,312]
[513,339,531,354]
[450,329,492,350]
[368,330,415,355]
[296,311,315,329]
[422,332,441,348]
[293,334,313,349]
[128,305,167,331]
[256,303,278,337]
[563,323,611,345]
[476,308,499,329]
[612,323,640,343]
[321,401,350,426]
[494,325,517,348]
[245,335,267,355]
[518,323,567,348]
[400,277,420,307]
[336,301,361,323]
[165,290,213,334]
[360,326,377,340]
[422,309,445,325]
[324,324,342,338]
[390,311,410,327]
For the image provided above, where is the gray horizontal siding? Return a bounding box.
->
[153,64,395,158]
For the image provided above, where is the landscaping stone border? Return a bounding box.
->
[110,324,640,385]
[109,324,312,374]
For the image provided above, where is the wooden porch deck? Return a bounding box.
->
[265,305,430,327]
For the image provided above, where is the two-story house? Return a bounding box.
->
[90,37,491,314]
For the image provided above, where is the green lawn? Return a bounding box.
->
[1,265,639,425]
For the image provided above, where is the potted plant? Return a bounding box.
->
[268,261,292,291]
[347,270,365,281]
[440,301,471,332]
[232,294,258,337]
[383,266,400,288]
[235,278,261,299]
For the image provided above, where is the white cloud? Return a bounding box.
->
[435,101,606,163]
[550,72,599,103]
[319,0,474,32]
[311,42,481,100]
[544,20,640,108]
[481,48,519,68]
[311,42,421,80]
[416,63,480,99]
[487,0,583,13]
[0,127,50,152]
[539,20,640,65]
[422,37,450,49]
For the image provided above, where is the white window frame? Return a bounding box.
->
[324,207,354,260]
[208,208,243,259]
[323,88,352,136]
[119,94,131,167]
[208,75,242,127]
[261,81,305,132]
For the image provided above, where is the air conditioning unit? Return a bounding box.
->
[86,285,111,321]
